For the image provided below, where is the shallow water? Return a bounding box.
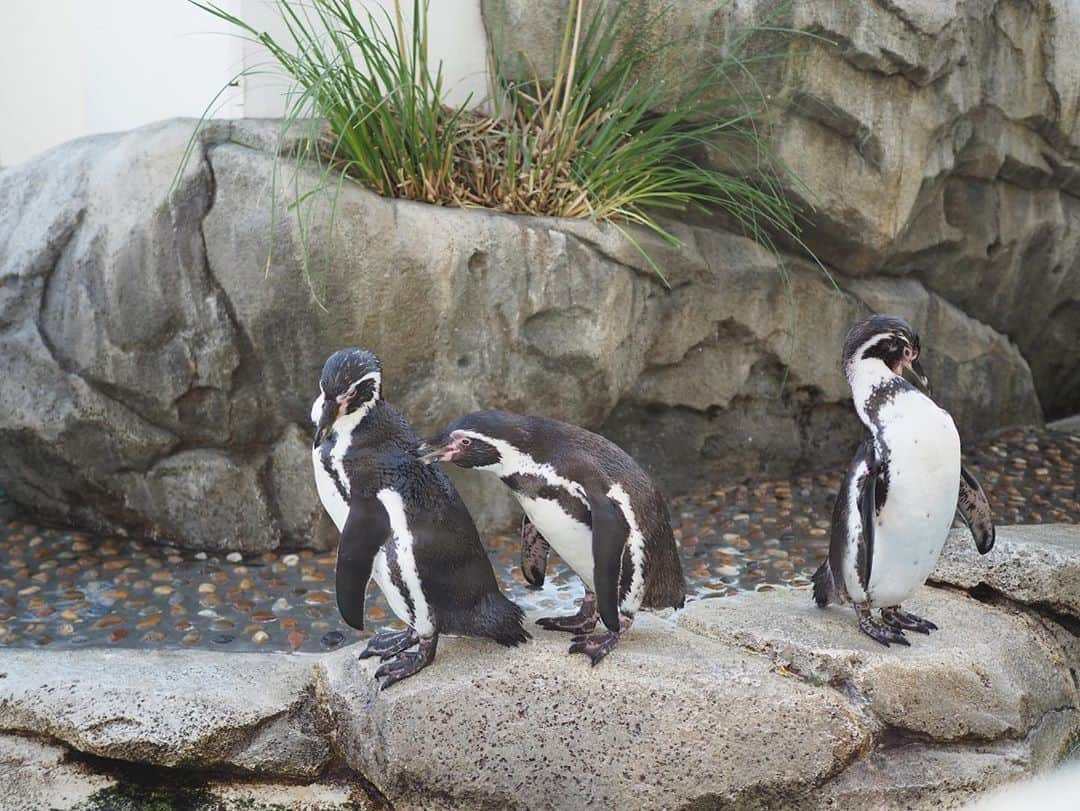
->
[0,426,1075,653]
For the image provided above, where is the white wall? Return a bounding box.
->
[0,0,488,168]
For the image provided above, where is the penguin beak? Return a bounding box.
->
[905,357,932,397]
[417,434,453,465]
[314,399,338,447]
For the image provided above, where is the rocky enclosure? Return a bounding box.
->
[1,526,1078,810]
[0,0,1077,549]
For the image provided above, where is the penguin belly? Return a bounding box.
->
[518,494,595,591]
[865,395,961,607]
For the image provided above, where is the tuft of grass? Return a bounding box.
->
[186,0,824,289]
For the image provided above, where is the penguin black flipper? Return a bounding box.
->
[856,444,879,593]
[335,495,392,631]
[958,465,995,554]
[589,492,628,634]
[520,515,550,588]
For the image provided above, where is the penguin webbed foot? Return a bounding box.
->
[880,606,938,635]
[567,612,633,666]
[536,590,598,635]
[373,634,438,689]
[568,630,620,666]
[358,627,420,660]
[856,606,911,647]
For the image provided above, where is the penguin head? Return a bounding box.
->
[418,411,517,469]
[311,348,382,446]
[842,314,930,393]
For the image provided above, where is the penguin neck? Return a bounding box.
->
[331,396,379,441]
[846,358,903,430]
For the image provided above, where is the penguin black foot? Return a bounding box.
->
[567,613,634,666]
[880,606,938,635]
[568,631,619,665]
[537,590,598,634]
[358,628,420,660]
[374,634,438,690]
[856,606,910,647]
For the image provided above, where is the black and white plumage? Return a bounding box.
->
[812,315,995,646]
[421,411,686,665]
[311,350,528,688]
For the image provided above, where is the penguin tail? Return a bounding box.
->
[473,592,531,647]
[812,561,834,608]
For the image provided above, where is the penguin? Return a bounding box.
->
[311,349,529,688]
[419,412,686,665]
[812,315,996,646]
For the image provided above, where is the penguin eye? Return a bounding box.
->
[460,437,472,447]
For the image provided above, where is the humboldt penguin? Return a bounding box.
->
[812,315,995,645]
[311,350,529,687]
[420,411,686,665]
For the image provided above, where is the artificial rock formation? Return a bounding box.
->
[0,526,1077,810]
[0,115,1050,547]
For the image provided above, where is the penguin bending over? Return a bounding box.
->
[812,315,995,646]
[311,350,529,688]
[421,412,686,665]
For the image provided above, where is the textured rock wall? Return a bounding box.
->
[0,116,1050,547]
[485,0,1080,416]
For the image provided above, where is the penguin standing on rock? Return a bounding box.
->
[812,315,995,646]
[311,350,529,688]
[420,412,686,665]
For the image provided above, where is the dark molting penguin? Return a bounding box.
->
[420,412,686,665]
[812,315,995,646]
[311,350,529,688]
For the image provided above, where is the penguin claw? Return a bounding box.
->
[372,635,438,689]
[567,631,620,665]
[358,628,419,660]
[536,615,598,634]
[858,614,910,647]
[880,607,938,634]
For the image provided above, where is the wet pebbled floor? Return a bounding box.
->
[0,425,1076,653]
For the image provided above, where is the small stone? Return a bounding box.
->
[93,614,123,629]
[136,616,162,630]
[198,583,216,594]
[251,630,270,644]
[272,597,291,612]
[226,552,243,563]
[212,634,235,645]
[282,554,300,567]
[141,631,166,642]
[305,591,332,605]
[194,552,208,560]
[153,585,174,596]
[181,630,201,644]
[321,630,345,648]
[109,629,129,643]
[287,630,306,650]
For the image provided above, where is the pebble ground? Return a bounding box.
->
[1,425,1076,653]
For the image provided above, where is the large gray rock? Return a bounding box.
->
[483,0,1080,418]
[931,524,1080,621]
[677,588,1078,742]
[0,734,115,811]
[0,648,330,778]
[320,614,871,810]
[0,119,1045,546]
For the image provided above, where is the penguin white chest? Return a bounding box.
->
[867,393,961,607]
[312,444,349,530]
[517,495,596,592]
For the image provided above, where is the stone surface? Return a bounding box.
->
[0,733,115,811]
[321,613,871,810]
[931,525,1080,621]
[0,649,330,778]
[678,588,1078,743]
[1,535,1078,809]
[484,0,1080,418]
[0,118,1048,544]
